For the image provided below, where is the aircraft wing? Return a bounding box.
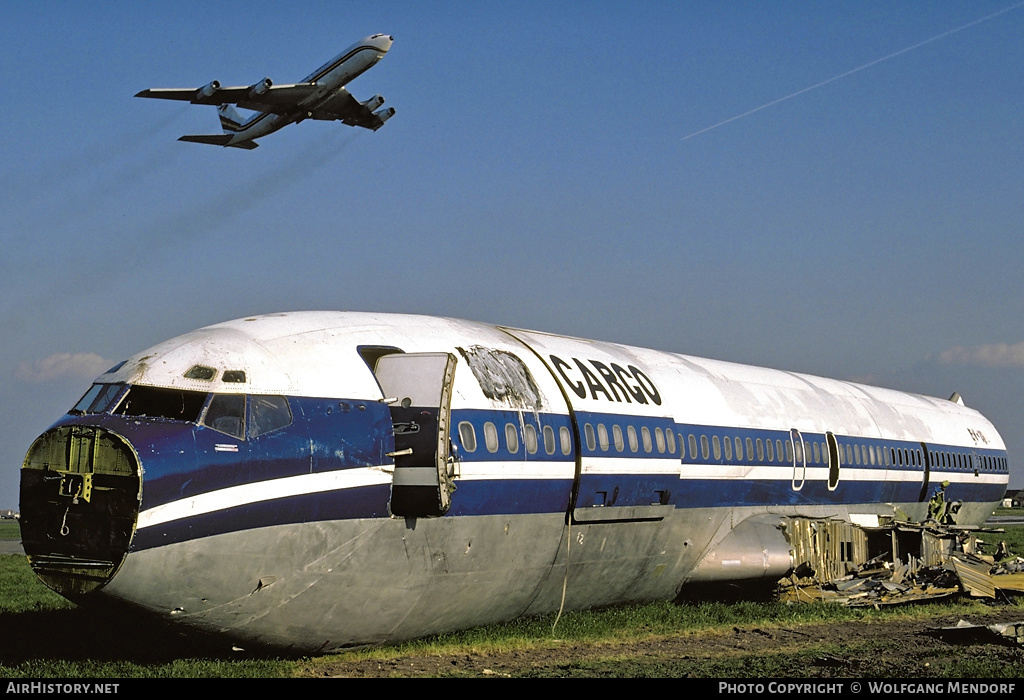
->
[135,82,321,116]
[306,87,395,130]
[136,82,394,130]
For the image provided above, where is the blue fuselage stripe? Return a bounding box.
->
[50,396,1008,552]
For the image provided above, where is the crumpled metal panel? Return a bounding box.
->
[949,554,996,598]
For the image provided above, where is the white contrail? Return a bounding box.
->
[681,2,1024,141]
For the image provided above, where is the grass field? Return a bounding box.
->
[2,518,1022,678]
[0,520,19,540]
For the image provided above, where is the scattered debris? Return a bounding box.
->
[927,619,1024,647]
[776,516,1021,607]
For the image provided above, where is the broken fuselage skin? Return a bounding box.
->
[20,312,1009,651]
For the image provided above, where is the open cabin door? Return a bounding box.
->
[373,352,458,518]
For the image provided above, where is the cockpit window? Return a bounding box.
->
[114,386,208,422]
[71,383,124,414]
[249,395,292,437]
[184,365,217,381]
[203,394,246,439]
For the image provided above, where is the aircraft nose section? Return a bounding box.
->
[368,33,393,51]
[19,425,142,598]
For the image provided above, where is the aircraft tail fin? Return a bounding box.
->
[178,134,259,150]
[217,104,247,133]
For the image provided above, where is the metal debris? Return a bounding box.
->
[928,619,1024,647]
[777,517,1021,607]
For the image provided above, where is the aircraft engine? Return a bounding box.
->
[248,77,272,99]
[374,107,396,127]
[362,94,385,111]
[196,80,221,100]
[685,516,794,583]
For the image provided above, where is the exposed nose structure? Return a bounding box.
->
[20,426,142,598]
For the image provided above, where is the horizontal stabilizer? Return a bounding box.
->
[178,134,258,150]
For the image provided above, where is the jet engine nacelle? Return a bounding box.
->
[373,107,396,128]
[196,81,221,100]
[362,94,385,111]
[248,78,272,99]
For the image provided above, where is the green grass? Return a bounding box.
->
[299,596,1024,678]
[981,522,1024,561]
[0,520,20,540]
[0,555,292,678]
[0,554,71,614]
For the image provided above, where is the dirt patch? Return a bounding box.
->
[304,610,1024,678]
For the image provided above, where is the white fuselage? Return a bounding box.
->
[19,312,1009,651]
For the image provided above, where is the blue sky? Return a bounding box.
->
[2,1,1022,508]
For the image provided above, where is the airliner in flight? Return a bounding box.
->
[19,312,1008,651]
[135,34,395,149]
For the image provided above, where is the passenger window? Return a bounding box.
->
[584,423,596,451]
[249,395,292,437]
[628,426,639,452]
[543,425,556,455]
[656,428,666,453]
[484,422,499,453]
[667,430,677,455]
[204,394,245,439]
[559,426,572,455]
[712,435,721,460]
[700,434,709,460]
[766,438,774,462]
[724,435,733,461]
[612,425,624,452]
[523,424,537,454]
[756,438,764,461]
[642,427,653,453]
[459,421,477,452]
[746,437,754,462]
[688,434,698,460]
[505,423,519,454]
[597,424,610,451]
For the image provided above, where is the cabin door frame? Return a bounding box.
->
[372,352,458,517]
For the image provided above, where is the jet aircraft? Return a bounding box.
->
[18,311,1010,651]
[135,34,395,149]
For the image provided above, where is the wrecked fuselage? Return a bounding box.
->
[19,312,1010,651]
